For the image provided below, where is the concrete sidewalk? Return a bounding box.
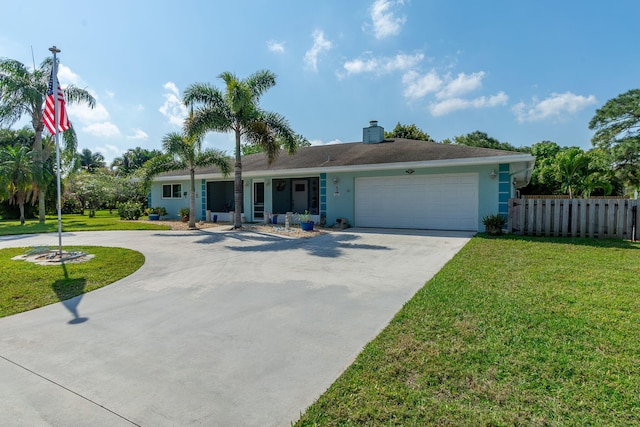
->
[0,228,472,426]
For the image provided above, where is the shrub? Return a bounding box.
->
[482,213,506,235]
[117,201,143,220]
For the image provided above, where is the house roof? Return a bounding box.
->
[159,138,534,179]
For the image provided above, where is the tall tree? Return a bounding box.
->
[76,148,105,173]
[0,144,47,224]
[0,57,96,222]
[111,146,162,175]
[144,127,231,229]
[589,89,640,189]
[384,122,433,141]
[183,70,297,228]
[241,132,310,156]
[554,147,590,199]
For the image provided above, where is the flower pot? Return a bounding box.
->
[300,221,314,231]
[148,214,160,221]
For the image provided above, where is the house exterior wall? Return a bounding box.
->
[320,164,502,230]
[150,162,509,229]
[149,179,194,220]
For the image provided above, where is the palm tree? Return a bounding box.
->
[76,148,105,173]
[0,57,96,222]
[0,144,47,224]
[111,147,162,176]
[554,147,590,198]
[183,70,297,228]
[144,127,231,229]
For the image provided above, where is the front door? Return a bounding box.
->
[253,182,264,220]
[292,179,308,213]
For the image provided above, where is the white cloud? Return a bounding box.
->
[429,92,508,116]
[369,0,406,39]
[57,64,83,86]
[309,138,344,146]
[267,40,285,53]
[402,70,443,99]
[105,90,115,98]
[343,52,424,76]
[82,122,121,137]
[435,72,486,100]
[304,30,332,71]
[513,92,597,122]
[67,102,110,124]
[93,144,121,159]
[159,81,188,127]
[127,129,149,140]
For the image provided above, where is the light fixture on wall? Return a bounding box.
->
[183,191,188,197]
[489,170,497,178]
[333,186,340,197]
[332,177,339,184]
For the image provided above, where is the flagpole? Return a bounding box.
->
[49,45,63,258]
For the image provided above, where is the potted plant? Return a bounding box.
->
[296,210,314,231]
[145,206,167,220]
[482,213,506,236]
[179,207,190,222]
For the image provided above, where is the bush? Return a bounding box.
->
[117,201,143,220]
[62,197,83,214]
[482,213,506,235]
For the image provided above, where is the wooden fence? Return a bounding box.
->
[508,198,639,240]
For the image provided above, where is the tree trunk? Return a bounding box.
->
[189,168,196,229]
[19,203,25,226]
[234,129,243,229]
[33,127,46,223]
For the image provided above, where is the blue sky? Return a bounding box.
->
[1,0,638,164]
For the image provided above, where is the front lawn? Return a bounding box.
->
[0,210,170,236]
[296,235,640,426]
[0,246,145,317]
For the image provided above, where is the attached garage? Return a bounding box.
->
[354,173,479,231]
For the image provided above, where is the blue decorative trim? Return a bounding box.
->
[201,179,206,220]
[497,163,510,216]
[319,173,327,218]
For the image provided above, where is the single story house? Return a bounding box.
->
[150,121,535,232]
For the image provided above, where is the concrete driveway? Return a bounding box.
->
[0,228,472,426]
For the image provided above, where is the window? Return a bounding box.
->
[162,184,182,199]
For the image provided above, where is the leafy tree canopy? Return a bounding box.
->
[241,132,310,156]
[589,89,640,188]
[449,130,528,152]
[384,122,433,141]
[111,146,162,175]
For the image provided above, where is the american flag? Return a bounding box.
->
[42,69,70,135]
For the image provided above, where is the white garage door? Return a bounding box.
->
[355,173,479,231]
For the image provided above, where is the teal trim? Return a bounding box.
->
[201,179,206,220]
[497,163,510,217]
[319,173,327,217]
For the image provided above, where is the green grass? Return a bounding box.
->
[0,246,145,317]
[0,210,170,236]
[296,235,640,426]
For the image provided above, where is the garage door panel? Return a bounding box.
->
[355,173,478,231]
